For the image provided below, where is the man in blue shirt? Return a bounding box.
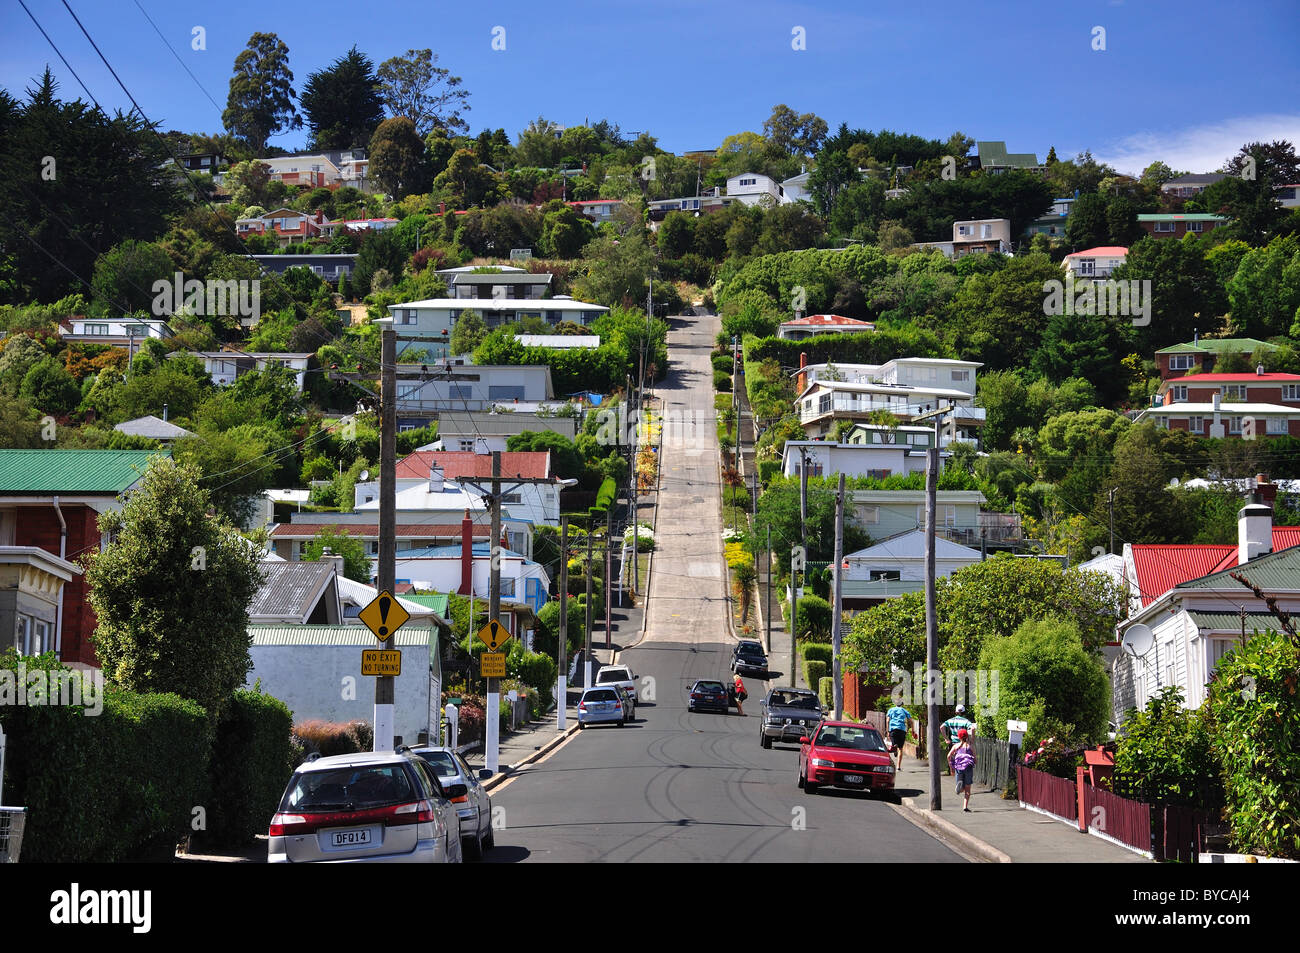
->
[886,703,911,772]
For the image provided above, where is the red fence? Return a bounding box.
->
[1081,783,1152,855]
[1157,805,1214,863]
[1017,766,1077,821]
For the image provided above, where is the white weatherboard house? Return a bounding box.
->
[782,425,936,479]
[838,530,983,612]
[388,298,609,355]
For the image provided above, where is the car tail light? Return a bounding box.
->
[268,812,308,836]
[450,795,469,804]
[391,799,437,825]
[690,692,701,699]
[269,798,434,835]
[578,703,587,712]
[613,702,622,709]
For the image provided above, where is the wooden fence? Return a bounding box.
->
[972,736,1012,791]
[1017,766,1077,821]
[1081,782,1152,855]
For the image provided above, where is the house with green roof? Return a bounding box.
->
[1155,337,1277,380]
[1137,213,1228,240]
[0,449,168,666]
[975,140,1045,175]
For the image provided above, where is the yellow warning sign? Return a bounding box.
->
[358,591,411,642]
[362,649,402,676]
[480,651,507,677]
[475,618,512,652]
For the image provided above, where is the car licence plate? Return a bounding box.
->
[843,774,865,784]
[330,828,372,847]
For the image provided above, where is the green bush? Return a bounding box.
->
[714,370,732,392]
[712,353,734,373]
[509,645,559,711]
[801,643,833,666]
[757,459,782,485]
[201,687,295,847]
[0,652,212,862]
[589,476,617,518]
[1205,628,1300,859]
[1115,686,1221,808]
[818,676,835,710]
[792,595,832,641]
[804,659,828,690]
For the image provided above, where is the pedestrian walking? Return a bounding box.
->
[886,702,911,772]
[732,673,748,715]
[941,705,975,774]
[948,728,976,811]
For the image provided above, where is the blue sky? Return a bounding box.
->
[3,0,1298,175]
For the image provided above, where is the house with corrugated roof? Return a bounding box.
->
[0,449,165,666]
[1154,337,1277,380]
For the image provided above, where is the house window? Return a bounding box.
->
[499,577,516,597]
[1154,222,1176,233]
[1229,417,1244,434]
[1186,221,1203,232]
[1208,639,1234,671]
[866,469,892,480]
[1171,385,1188,402]
[1224,384,1247,400]
[449,384,472,401]
[1169,354,1194,371]
[488,385,525,400]
[868,569,901,581]
[957,225,971,236]
[1077,259,1096,276]
[1188,416,1204,433]
[458,439,476,451]
[981,224,992,238]
[502,492,522,504]
[84,323,109,335]
[1283,384,1300,401]
[1267,417,1288,434]
[398,385,419,400]
[818,394,831,414]
[951,370,970,382]
[860,506,880,524]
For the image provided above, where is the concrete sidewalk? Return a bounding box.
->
[892,757,1148,863]
[462,691,583,790]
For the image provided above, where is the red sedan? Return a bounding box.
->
[798,721,896,796]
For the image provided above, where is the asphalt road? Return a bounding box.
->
[486,311,963,863]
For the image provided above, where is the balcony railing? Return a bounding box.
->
[800,394,986,425]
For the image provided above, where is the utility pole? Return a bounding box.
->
[831,473,845,721]
[558,517,568,730]
[925,445,941,810]
[605,504,614,649]
[765,525,772,654]
[791,548,800,687]
[584,520,594,689]
[1109,487,1117,554]
[798,445,809,556]
[374,323,396,751]
[486,450,502,774]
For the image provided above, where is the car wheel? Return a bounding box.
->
[761,734,772,749]
[797,769,805,790]
[578,722,586,729]
[806,781,819,795]
[484,826,495,850]
[463,826,484,862]
[616,719,625,727]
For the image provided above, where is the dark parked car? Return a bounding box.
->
[731,641,769,677]
[688,679,729,714]
[759,687,823,749]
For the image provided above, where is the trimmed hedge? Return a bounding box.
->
[588,476,617,519]
[714,370,732,392]
[801,643,833,666]
[711,353,734,373]
[0,653,212,862]
[744,328,949,369]
[509,644,559,711]
[804,659,828,691]
[201,687,295,847]
[818,676,835,711]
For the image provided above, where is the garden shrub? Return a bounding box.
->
[202,687,295,847]
[714,370,732,392]
[804,659,827,691]
[293,718,374,757]
[818,676,834,710]
[801,642,833,666]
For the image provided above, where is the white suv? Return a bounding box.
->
[269,751,462,864]
[595,664,638,711]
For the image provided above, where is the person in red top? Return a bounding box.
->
[732,673,748,716]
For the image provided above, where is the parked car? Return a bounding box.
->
[269,751,462,863]
[688,679,730,714]
[595,663,639,705]
[798,721,896,796]
[407,746,493,860]
[578,687,627,728]
[731,641,769,677]
[759,687,823,749]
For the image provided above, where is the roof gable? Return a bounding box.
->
[845,529,981,562]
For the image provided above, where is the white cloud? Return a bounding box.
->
[1087,115,1300,177]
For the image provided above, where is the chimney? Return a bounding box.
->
[428,464,444,493]
[458,509,474,595]
[1213,393,1221,411]
[320,546,345,579]
[1254,473,1277,506]
[1257,364,1265,376]
[1238,503,1273,565]
[1193,328,1198,345]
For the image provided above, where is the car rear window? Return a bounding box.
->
[695,681,724,691]
[281,764,417,812]
[596,668,629,683]
[415,751,459,778]
[585,689,618,701]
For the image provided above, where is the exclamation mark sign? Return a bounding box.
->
[378,596,391,637]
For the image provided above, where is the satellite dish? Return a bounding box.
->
[359,470,371,482]
[1122,623,1154,658]
[1169,477,1180,487]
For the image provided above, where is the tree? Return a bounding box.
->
[300,46,383,150]
[85,458,266,717]
[1065,192,1110,249]
[376,49,471,137]
[574,231,653,307]
[90,239,175,316]
[352,229,409,297]
[539,202,594,259]
[302,527,371,582]
[368,117,432,199]
[514,116,564,168]
[19,356,79,417]
[977,617,1111,743]
[762,104,828,158]
[1114,235,1227,351]
[433,149,503,209]
[1225,235,1300,339]
[449,309,486,355]
[222,32,301,153]
[807,150,860,217]
[1115,686,1221,806]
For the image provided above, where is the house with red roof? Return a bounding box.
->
[777,314,876,341]
[1063,246,1127,279]
[1114,486,1300,720]
[1134,370,1300,437]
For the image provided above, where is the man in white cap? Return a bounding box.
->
[941,705,975,774]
